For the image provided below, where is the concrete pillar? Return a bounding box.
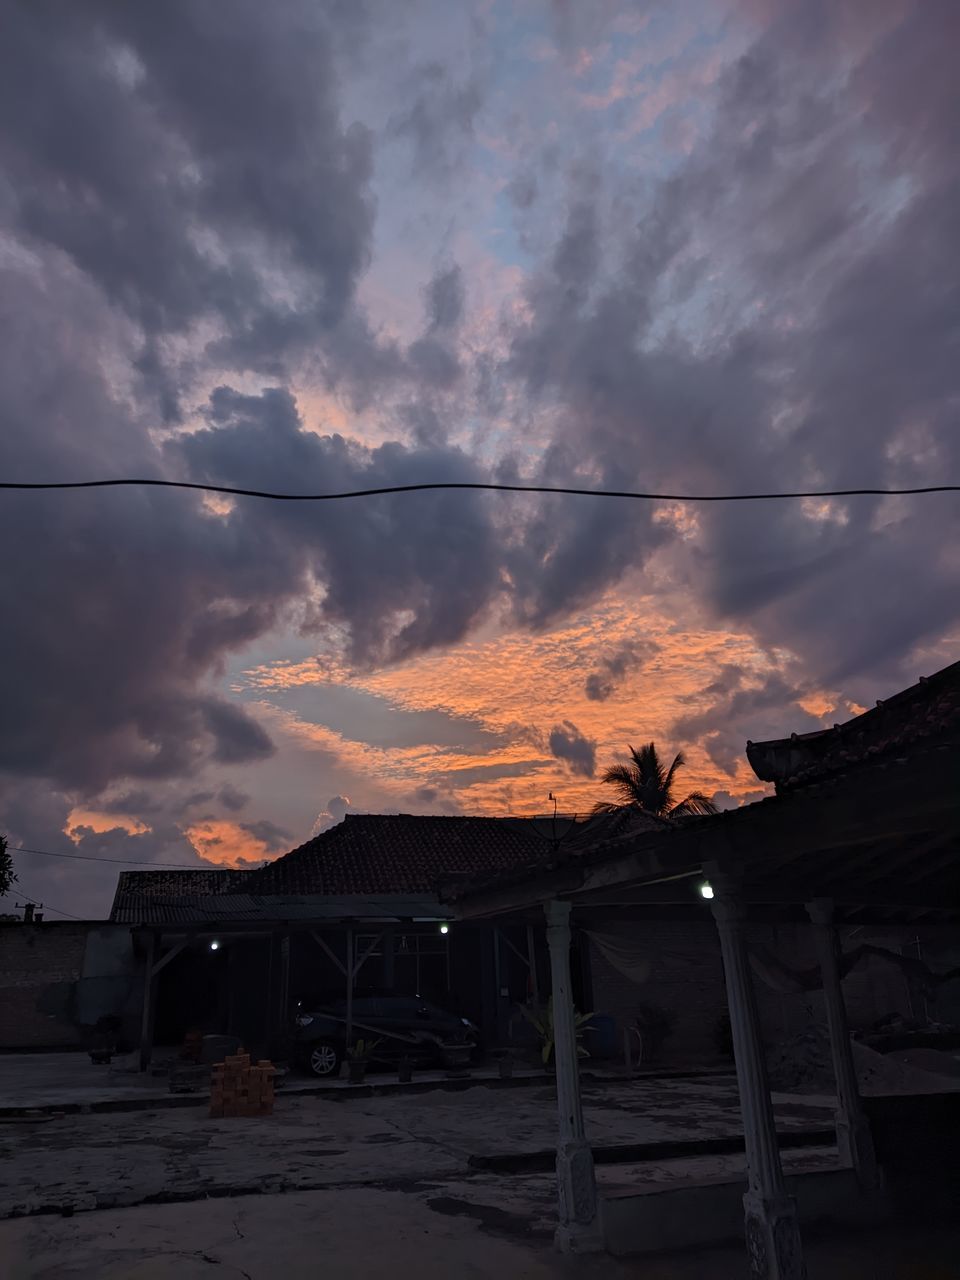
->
[710,876,806,1280]
[544,899,601,1253]
[806,898,880,1190]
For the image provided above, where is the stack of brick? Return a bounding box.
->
[209,1051,276,1118]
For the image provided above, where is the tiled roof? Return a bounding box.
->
[243,814,560,896]
[107,810,677,922]
[746,658,960,792]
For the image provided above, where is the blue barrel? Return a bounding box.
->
[584,1014,618,1061]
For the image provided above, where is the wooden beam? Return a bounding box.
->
[151,939,188,978]
[498,928,531,968]
[311,931,347,976]
[449,867,584,919]
[354,932,382,977]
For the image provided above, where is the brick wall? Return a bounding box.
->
[0,922,89,1048]
[586,921,728,1063]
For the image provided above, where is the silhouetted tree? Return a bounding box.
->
[593,742,718,818]
[0,835,15,897]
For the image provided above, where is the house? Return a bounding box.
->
[441,660,960,1264]
[108,810,665,1067]
[4,661,956,1083]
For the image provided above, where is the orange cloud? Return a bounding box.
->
[242,591,783,815]
[66,808,151,842]
[185,819,286,867]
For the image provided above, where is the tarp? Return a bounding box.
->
[583,928,652,986]
[585,928,960,996]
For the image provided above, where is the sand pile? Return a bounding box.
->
[885,1046,960,1079]
[765,1027,960,1095]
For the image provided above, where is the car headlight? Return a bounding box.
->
[461,1018,475,1029]
[296,1015,314,1027]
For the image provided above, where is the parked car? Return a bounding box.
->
[294,993,479,1077]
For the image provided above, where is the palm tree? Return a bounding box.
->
[593,742,719,818]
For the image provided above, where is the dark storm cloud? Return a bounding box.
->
[672,670,824,777]
[2,0,958,866]
[0,3,500,813]
[0,778,207,920]
[240,819,294,850]
[548,721,597,778]
[584,640,660,702]
[0,0,375,405]
[218,785,250,813]
[0,264,284,794]
[425,265,466,332]
[178,386,503,666]
[505,0,960,693]
[389,62,482,180]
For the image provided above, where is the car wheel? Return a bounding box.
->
[308,1041,341,1077]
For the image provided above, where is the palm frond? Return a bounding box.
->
[599,762,642,806]
[590,799,622,816]
[669,790,720,817]
[662,751,686,800]
[597,741,712,820]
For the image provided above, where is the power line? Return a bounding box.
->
[12,845,210,870]
[7,879,84,921]
[1,477,958,503]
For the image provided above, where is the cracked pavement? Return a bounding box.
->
[0,1076,835,1219]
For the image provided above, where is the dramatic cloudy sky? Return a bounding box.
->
[1,0,957,918]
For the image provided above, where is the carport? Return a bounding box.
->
[444,732,958,1276]
[128,895,452,1069]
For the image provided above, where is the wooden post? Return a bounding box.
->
[345,926,354,1051]
[279,933,290,1023]
[138,930,157,1072]
[545,899,601,1253]
[493,925,503,1043]
[265,935,276,1052]
[383,929,395,991]
[710,874,805,1280]
[806,899,880,1190]
[526,922,539,1002]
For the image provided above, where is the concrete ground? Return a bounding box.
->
[3,1070,956,1278]
[3,1187,958,1280]
[0,1076,836,1218]
[0,1050,551,1112]
[0,1050,730,1114]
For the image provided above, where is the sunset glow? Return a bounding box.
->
[2,0,957,917]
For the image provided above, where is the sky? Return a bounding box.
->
[1,0,958,920]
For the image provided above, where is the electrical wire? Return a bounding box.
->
[6,879,84,920]
[11,845,210,869]
[1,478,958,503]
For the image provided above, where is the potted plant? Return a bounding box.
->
[518,997,594,1068]
[398,1055,413,1084]
[634,1003,677,1063]
[346,1039,380,1084]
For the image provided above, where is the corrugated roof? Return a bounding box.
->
[109,868,253,920]
[110,891,445,926]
